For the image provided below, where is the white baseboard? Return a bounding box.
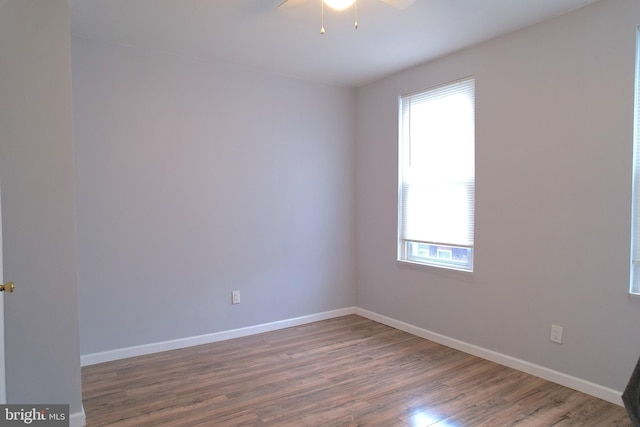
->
[69,405,86,427]
[80,306,624,407]
[81,307,356,366]
[354,308,624,407]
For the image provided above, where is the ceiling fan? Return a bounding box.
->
[277,0,416,34]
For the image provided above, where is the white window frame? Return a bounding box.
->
[397,77,475,272]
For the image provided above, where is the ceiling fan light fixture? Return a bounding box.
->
[323,0,356,11]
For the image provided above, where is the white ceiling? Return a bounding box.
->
[70,0,600,88]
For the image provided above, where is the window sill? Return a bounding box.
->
[396,258,473,273]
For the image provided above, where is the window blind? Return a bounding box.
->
[399,77,475,248]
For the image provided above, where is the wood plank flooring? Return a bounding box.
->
[82,315,631,426]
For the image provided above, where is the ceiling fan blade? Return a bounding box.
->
[379,0,416,10]
[277,0,307,7]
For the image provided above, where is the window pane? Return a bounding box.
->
[632,29,640,294]
[406,242,473,271]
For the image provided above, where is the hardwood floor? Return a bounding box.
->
[82,315,631,426]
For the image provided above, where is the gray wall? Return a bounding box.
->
[0,0,83,414]
[72,37,355,355]
[355,0,640,392]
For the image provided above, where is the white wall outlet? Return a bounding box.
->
[550,324,563,344]
[232,290,240,305]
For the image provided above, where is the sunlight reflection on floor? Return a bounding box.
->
[409,408,459,427]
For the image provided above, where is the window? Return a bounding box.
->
[398,77,475,271]
[631,29,640,295]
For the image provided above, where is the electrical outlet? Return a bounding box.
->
[232,290,241,305]
[550,324,563,344]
